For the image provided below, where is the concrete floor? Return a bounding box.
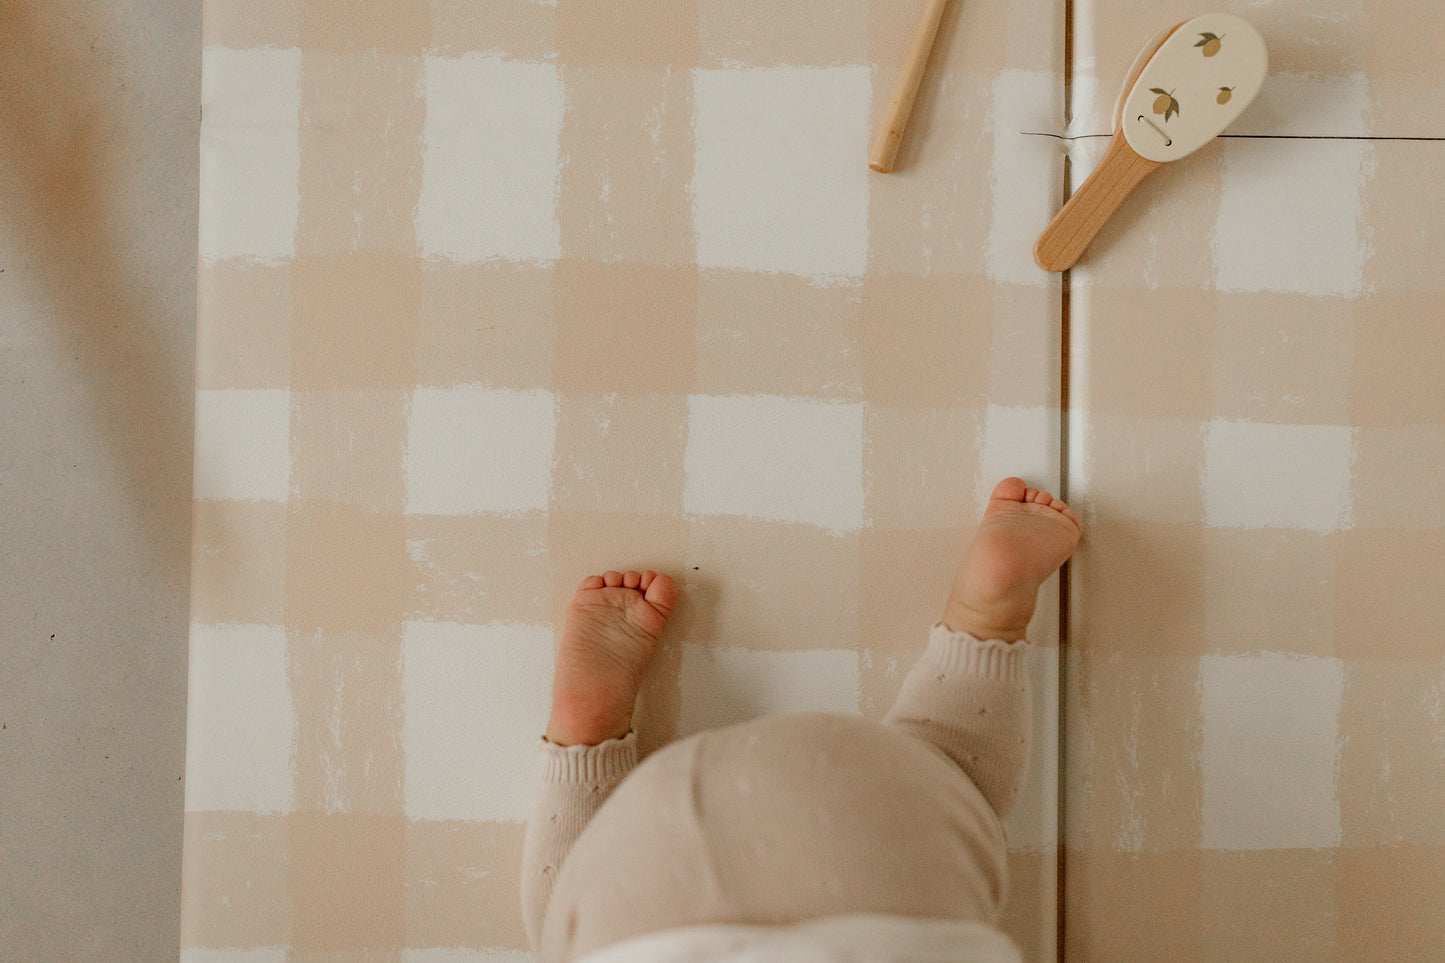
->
[1,0,198,957]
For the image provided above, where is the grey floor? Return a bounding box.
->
[1,0,199,957]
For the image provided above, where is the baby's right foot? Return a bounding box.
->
[943,477,1081,641]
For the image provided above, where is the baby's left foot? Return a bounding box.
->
[546,570,678,747]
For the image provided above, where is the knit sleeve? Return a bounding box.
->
[520,730,639,951]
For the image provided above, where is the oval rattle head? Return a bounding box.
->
[1115,13,1268,162]
[1034,13,1268,271]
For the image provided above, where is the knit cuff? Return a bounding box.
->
[539,729,639,785]
[924,623,1030,684]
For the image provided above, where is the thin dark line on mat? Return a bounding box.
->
[1021,130,1445,142]
[1055,229,1071,963]
[1056,3,1072,960]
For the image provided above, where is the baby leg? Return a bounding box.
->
[884,477,1080,821]
[520,570,677,951]
[882,625,1033,820]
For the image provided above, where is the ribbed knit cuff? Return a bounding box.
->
[924,623,1030,684]
[539,729,639,785]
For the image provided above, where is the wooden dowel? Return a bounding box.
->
[869,0,950,173]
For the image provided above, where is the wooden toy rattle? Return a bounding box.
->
[1033,13,1268,271]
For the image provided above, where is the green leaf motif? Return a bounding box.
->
[1149,88,1181,122]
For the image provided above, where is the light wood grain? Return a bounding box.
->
[1029,19,1180,271]
[1032,129,1163,272]
[869,0,949,173]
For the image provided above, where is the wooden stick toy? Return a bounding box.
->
[1033,13,1268,271]
[869,0,950,173]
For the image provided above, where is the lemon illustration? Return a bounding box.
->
[1195,32,1223,57]
[1217,86,1234,105]
[1149,88,1180,122]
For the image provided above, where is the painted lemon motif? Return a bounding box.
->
[1217,86,1234,105]
[1149,88,1180,122]
[1196,32,1223,57]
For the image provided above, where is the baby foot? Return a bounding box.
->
[943,477,1081,642]
[546,570,678,747]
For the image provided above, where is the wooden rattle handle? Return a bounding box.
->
[1032,130,1163,272]
[869,0,949,173]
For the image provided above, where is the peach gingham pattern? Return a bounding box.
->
[183,0,1445,960]
[1060,0,1445,958]
[185,1,1065,959]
